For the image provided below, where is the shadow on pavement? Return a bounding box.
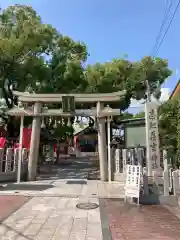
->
[0,183,53,191]
[38,157,100,180]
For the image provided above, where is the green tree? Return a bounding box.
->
[38,35,88,94]
[176,100,180,167]
[158,97,179,166]
[120,112,134,120]
[133,111,145,118]
[0,5,56,102]
[85,57,172,110]
[0,5,88,98]
[0,5,172,108]
[0,5,173,139]
[0,4,88,137]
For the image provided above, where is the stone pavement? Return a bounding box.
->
[37,157,100,180]
[0,180,125,198]
[1,180,180,239]
[1,196,102,240]
[1,195,180,239]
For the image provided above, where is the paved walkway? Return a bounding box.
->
[0,180,125,198]
[37,157,100,180]
[1,195,180,239]
[1,196,102,240]
[2,158,180,239]
[0,180,180,239]
[104,199,180,240]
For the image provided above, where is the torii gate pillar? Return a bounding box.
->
[97,102,108,181]
[28,102,42,181]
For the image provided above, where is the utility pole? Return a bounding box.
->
[145,79,151,102]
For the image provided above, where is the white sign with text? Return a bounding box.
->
[125,165,141,199]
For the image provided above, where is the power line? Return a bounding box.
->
[154,0,180,56]
[146,0,180,103]
[151,0,173,56]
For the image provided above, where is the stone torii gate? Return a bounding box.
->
[7,90,126,181]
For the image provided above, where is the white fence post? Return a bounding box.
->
[169,168,173,192]
[172,170,179,196]
[0,148,3,172]
[152,171,158,185]
[115,149,121,173]
[163,170,169,196]
[13,148,19,172]
[152,171,159,194]
[163,149,168,171]
[122,149,127,173]
[137,148,144,166]
[143,170,149,195]
[5,148,13,172]
[178,169,180,187]
[130,149,135,165]
[22,148,28,162]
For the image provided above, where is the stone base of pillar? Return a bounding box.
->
[75,150,81,157]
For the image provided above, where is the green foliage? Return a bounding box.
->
[158,97,179,166]
[53,124,74,140]
[133,111,145,118]
[0,5,172,105]
[0,4,173,139]
[0,4,87,97]
[116,111,145,121]
[176,101,180,166]
[120,112,134,120]
[85,57,172,110]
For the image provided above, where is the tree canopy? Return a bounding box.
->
[0,5,172,109]
[158,97,180,166]
[133,111,145,118]
[0,4,173,140]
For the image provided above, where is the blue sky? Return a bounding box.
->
[1,0,180,94]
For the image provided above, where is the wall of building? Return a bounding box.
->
[171,82,180,98]
[77,133,98,152]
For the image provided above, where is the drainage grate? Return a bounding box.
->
[66,180,87,185]
[76,203,99,210]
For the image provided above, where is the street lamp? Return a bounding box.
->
[104,105,113,183]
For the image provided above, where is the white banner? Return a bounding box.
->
[125,165,141,199]
[145,102,160,175]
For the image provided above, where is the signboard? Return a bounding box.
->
[145,102,160,174]
[125,165,141,200]
[125,125,146,147]
[62,96,75,113]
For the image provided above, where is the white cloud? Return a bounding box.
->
[159,88,170,102]
[130,88,170,107]
[128,88,170,113]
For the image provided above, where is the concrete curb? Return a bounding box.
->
[164,205,180,220]
[0,191,126,198]
[99,199,112,240]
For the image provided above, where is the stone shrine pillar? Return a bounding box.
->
[97,102,108,181]
[113,148,122,181]
[122,149,127,173]
[28,102,42,181]
[114,148,121,174]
